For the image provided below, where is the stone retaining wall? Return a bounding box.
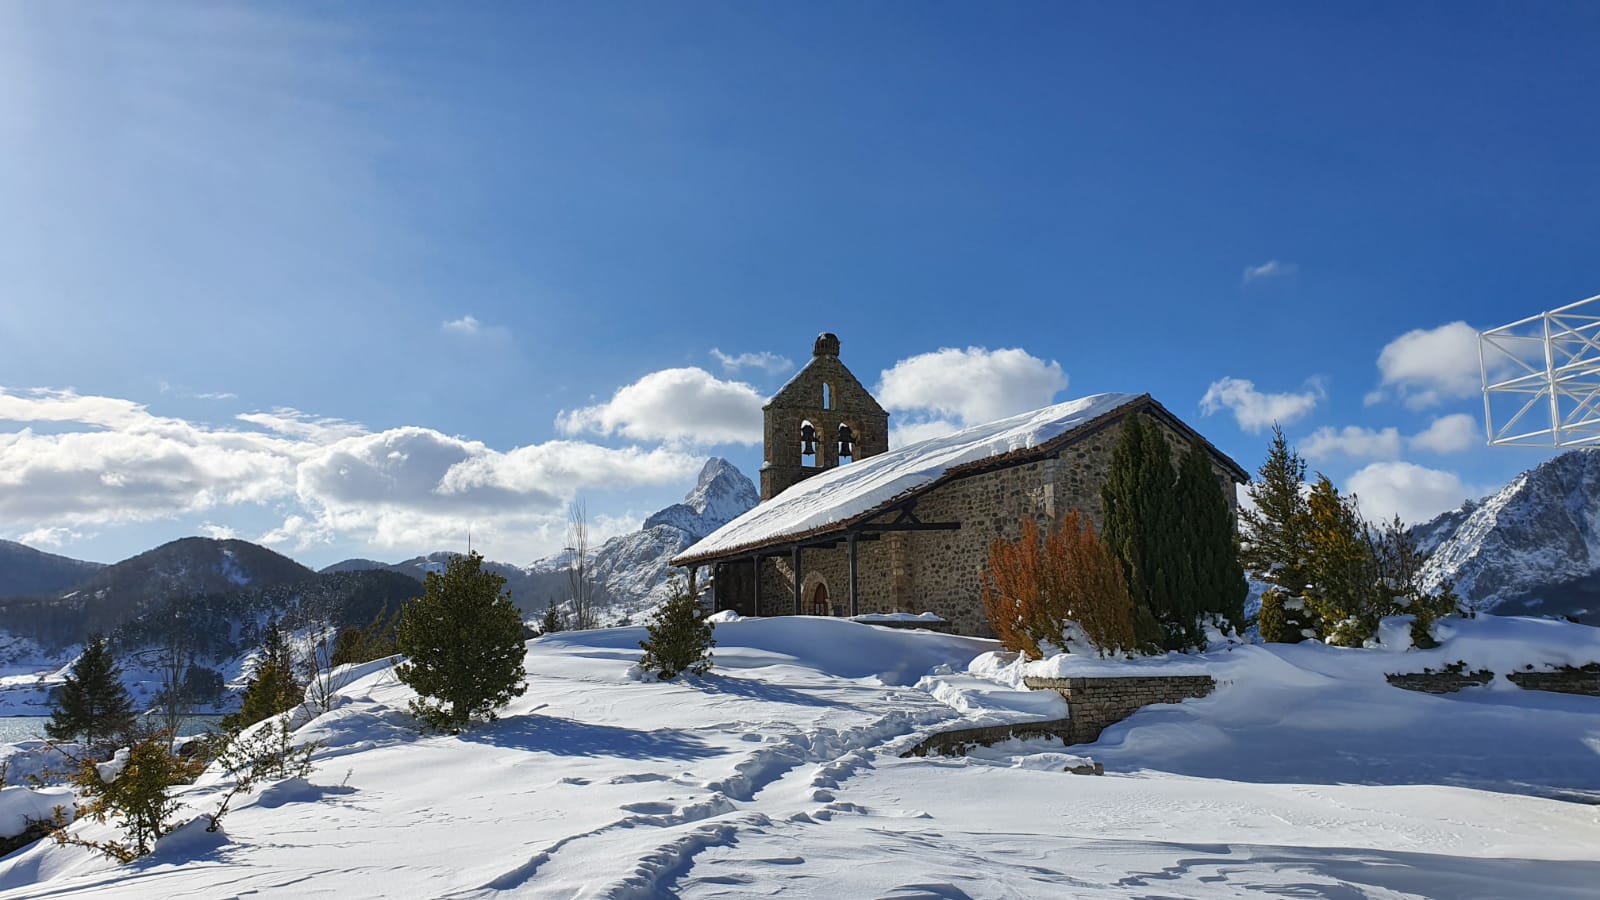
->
[1384,669,1494,694]
[905,674,1218,757]
[1386,664,1600,696]
[1023,675,1217,743]
[900,719,1074,758]
[1506,665,1600,696]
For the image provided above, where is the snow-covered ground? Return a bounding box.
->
[2,616,1598,898]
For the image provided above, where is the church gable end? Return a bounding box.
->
[760,332,889,500]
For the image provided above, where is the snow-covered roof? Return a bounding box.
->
[676,392,1155,564]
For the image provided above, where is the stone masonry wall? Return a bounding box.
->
[1384,669,1495,693]
[1507,665,1600,695]
[895,414,1238,638]
[1023,675,1217,744]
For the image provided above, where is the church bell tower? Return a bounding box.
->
[759,333,890,500]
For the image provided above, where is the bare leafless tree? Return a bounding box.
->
[154,599,195,737]
[302,611,346,715]
[566,501,599,630]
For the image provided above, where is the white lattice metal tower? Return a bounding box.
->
[1481,293,1600,447]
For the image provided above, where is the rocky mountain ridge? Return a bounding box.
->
[1417,449,1600,624]
[0,540,105,598]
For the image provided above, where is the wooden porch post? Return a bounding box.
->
[792,545,803,615]
[848,532,859,618]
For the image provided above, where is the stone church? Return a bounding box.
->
[672,333,1248,637]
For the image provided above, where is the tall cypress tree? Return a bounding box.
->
[46,634,135,749]
[1176,441,1248,634]
[1102,415,1190,650]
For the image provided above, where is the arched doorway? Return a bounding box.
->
[810,582,831,616]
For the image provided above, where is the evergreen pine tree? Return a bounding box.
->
[540,599,565,635]
[395,551,528,731]
[638,575,716,679]
[1239,425,1317,641]
[1304,475,1379,646]
[1369,514,1459,648]
[45,634,134,749]
[1102,415,1191,649]
[1175,441,1248,634]
[224,619,305,732]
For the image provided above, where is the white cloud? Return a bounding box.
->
[0,385,707,561]
[1243,260,1298,284]
[875,347,1068,428]
[235,407,366,443]
[17,526,90,548]
[1410,413,1479,454]
[195,392,238,401]
[284,426,701,554]
[1300,413,1481,462]
[1375,321,1481,409]
[0,388,302,527]
[888,419,962,449]
[442,315,481,335]
[1302,425,1402,461]
[440,315,511,341]
[198,522,238,540]
[1199,377,1322,432]
[556,367,765,446]
[710,348,794,376]
[1347,461,1484,525]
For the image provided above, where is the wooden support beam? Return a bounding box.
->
[853,521,961,533]
[792,545,802,615]
[848,532,859,618]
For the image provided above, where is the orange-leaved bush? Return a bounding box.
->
[981,510,1138,659]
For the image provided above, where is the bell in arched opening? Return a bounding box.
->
[837,423,855,463]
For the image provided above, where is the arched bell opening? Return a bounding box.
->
[799,419,818,467]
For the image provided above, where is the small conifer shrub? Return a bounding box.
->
[540,599,565,635]
[55,735,203,862]
[638,576,716,679]
[395,551,528,731]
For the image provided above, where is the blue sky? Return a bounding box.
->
[1,2,1596,568]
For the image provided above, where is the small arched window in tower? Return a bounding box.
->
[799,420,818,467]
[822,382,832,410]
[837,423,855,464]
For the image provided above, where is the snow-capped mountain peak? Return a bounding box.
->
[1418,449,1600,622]
[642,457,760,539]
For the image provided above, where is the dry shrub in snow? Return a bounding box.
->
[981,511,1138,659]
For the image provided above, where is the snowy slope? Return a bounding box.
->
[1418,449,1600,622]
[680,393,1140,561]
[3,616,1598,898]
